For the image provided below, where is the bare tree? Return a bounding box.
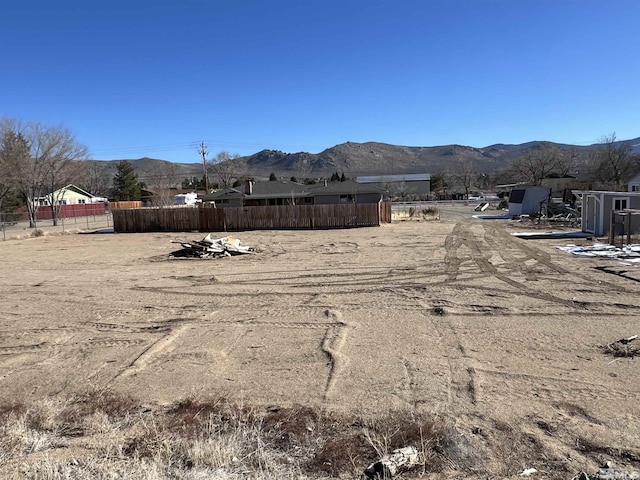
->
[81,161,111,197]
[587,133,637,189]
[0,125,18,212]
[509,143,564,185]
[448,158,476,198]
[1,118,43,227]
[0,118,88,227]
[145,162,181,206]
[41,125,89,225]
[207,151,244,189]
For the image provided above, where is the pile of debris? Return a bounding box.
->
[170,234,254,259]
[602,335,638,358]
[572,461,640,479]
[557,243,640,260]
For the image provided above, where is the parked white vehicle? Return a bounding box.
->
[173,192,198,205]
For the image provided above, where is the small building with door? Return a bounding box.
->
[576,190,640,236]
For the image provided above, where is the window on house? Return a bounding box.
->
[614,198,628,210]
[78,199,86,204]
[632,185,640,192]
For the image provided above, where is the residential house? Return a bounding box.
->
[200,180,384,207]
[627,171,640,192]
[308,180,385,204]
[37,184,106,206]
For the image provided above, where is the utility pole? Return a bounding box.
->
[199,142,209,192]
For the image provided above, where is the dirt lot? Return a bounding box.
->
[1,205,639,476]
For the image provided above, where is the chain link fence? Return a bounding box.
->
[1,211,113,241]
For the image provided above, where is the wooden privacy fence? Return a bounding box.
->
[112,202,391,233]
[110,201,143,210]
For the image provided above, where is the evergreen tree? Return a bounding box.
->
[269,172,277,181]
[113,160,142,201]
[340,172,346,182]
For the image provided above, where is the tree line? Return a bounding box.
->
[443,134,640,198]
[3,116,638,219]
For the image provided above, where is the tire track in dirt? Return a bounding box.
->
[446,222,594,310]
[84,338,147,347]
[477,367,635,412]
[424,304,480,408]
[113,324,188,380]
[162,267,434,290]
[215,319,343,329]
[484,224,637,294]
[321,309,351,402]
[83,321,173,333]
[0,342,55,355]
[444,232,464,281]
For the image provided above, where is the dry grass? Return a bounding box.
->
[0,390,459,479]
[2,394,639,478]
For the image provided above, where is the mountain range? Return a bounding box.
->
[92,137,640,185]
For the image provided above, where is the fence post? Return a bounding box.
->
[609,210,615,246]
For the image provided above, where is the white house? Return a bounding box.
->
[627,172,640,192]
[37,184,106,206]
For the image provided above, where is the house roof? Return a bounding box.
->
[252,180,308,196]
[575,190,640,196]
[200,179,384,202]
[38,184,95,199]
[307,180,386,195]
[628,171,640,183]
[202,188,244,201]
[356,173,430,183]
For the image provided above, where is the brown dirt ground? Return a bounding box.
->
[1,205,639,476]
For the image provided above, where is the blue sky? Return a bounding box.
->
[1,0,638,163]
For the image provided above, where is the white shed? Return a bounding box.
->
[508,186,550,216]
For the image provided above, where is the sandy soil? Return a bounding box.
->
[1,205,639,474]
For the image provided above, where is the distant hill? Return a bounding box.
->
[240,138,639,177]
[90,137,640,184]
[91,157,203,183]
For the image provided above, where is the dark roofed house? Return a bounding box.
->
[201,187,245,207]
[246,180,311,206]
[200,180,384,207]
[308,180,385,205]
